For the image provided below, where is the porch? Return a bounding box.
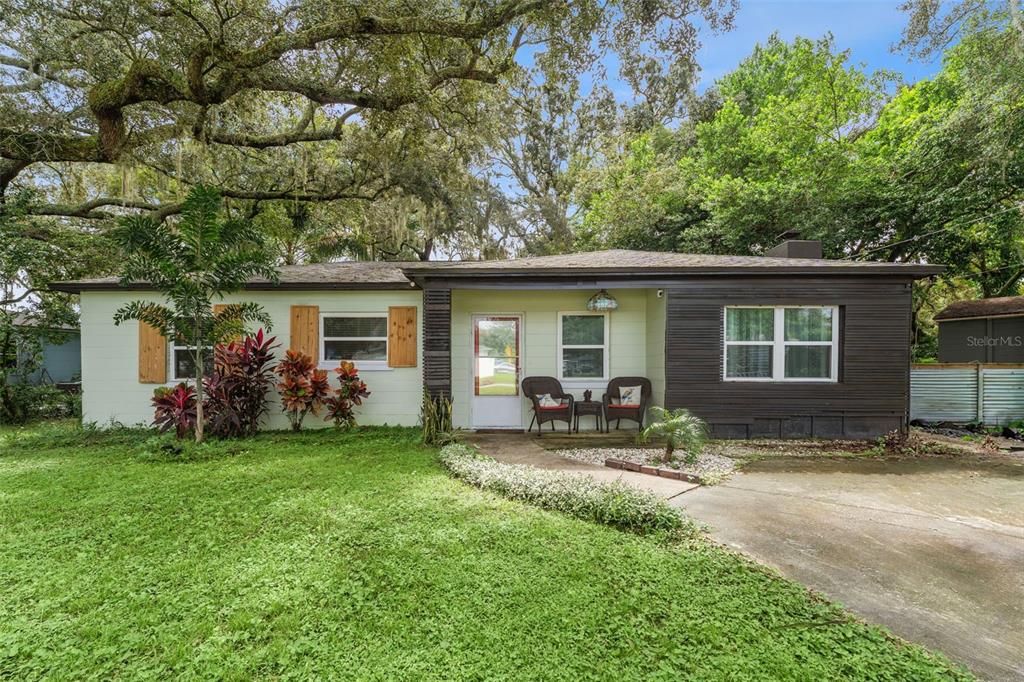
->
[440,287,667,432]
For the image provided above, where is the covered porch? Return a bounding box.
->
[440,287,667,432]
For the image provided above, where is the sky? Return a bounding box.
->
[695,0,943,89]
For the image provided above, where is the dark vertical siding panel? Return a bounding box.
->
[422,288,452,397]
[990,318,1024,363]
[937,319,988,362]
[664,277,914,439]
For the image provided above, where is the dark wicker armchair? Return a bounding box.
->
[602,377,652,431]
[522,376,574,435]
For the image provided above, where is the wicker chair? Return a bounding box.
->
[522,376,574,435]
[602,377,652,432]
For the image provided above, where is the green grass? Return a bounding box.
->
[477,369,517,395]
[0,422,971,680]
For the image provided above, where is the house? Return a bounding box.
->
[934,296,1024,363]
[51,243,941,438]
[4,313,81,386]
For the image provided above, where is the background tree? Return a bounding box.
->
[112,185,277,442]
[0,191,116,421]
[574,16,1023,357]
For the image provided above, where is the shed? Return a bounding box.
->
[934,296,1024,363]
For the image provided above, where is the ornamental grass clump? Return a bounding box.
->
[438,444,698,538]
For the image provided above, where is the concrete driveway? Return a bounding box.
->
[672,454,1024,681]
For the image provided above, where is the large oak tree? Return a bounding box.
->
[0,0,734,224]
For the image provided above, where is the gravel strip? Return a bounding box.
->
[553,447,738,478]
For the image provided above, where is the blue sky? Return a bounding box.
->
[696,0,942,88]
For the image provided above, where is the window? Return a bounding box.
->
[724,306,838,382]
[170,323,212,381]
[558,312,608,381]
[320,313,388,368]
[474,316,520,396]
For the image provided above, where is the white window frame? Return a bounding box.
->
[169,323,211,382]
[557,311,610,385]
[319,312,389,371]
[723,306,839,383]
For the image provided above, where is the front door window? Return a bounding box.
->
[474,317,520,396]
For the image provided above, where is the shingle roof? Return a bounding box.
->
[50,249,942,293]
[11,313,78,331]
[935,296,1024,321]
[401,249,942,275]
[51,261,421,292]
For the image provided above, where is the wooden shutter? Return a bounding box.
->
[290,305,319,363]
[138,321,167,383]
[387,306,417,368]
[213,303,241,343]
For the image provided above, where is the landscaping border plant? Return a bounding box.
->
[438,444,697,537]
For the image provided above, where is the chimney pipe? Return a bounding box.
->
[766,230,822,259]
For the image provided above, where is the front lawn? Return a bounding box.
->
[0,423,969,680]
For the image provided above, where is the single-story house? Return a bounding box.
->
[52,242,942,438]
[934,296,1024,363]
[4,313,81,385]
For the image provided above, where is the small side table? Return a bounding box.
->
[573,400,604,433]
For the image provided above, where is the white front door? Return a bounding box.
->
[471,315,522,429]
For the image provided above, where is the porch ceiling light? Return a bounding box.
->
[586,289,618,312]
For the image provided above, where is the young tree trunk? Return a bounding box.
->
[194,313,205,443]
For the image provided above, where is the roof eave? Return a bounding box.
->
[402,265,946,278]
[49,281,416,294]
[936,311,1024,322]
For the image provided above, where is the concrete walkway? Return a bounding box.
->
[464,432,699,498]
[673,455,1024,681]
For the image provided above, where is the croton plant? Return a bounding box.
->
[324,361,371,430]
[273,350,331,431]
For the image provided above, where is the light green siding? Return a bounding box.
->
[79,290,423,429]
[451,289,660,430]
[645,289,667,408]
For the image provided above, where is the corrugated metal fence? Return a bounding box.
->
[910,363,1024,424]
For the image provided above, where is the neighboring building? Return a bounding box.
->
[5,314,81,385]
[52,245,941,438]
[934,296,1024,363]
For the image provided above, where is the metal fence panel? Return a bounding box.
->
[981,368,1024,425]
[910,368,978,422]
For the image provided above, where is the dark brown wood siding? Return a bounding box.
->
[664,277,914,439]
[423,287,452,397]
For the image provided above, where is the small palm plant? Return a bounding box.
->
[638,407,708,465]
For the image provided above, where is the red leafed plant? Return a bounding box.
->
[204,329,278,438]
[152,383,197,439]
[273,350,330,431]
[324,361,371,429]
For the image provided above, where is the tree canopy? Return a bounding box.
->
[0,0,733,218]
[2,0,1022,359]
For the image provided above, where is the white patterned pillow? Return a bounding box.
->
[619,385,642,406]
[538,393,562,407]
